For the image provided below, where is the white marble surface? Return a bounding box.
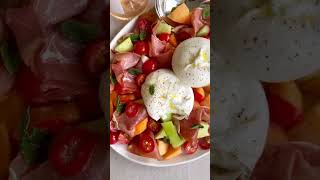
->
[109,1,210,179]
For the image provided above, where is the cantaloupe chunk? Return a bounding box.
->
[169,34,177,47]
[163,146,182,160]
[200,94,210,107]
[168,3,191,25]
[134,118,148,136]
[157,140,169,156]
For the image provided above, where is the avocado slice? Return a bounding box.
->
[161,113,172,122]
[155,128,167,139]
[156,22,172,35]
[196,25,210,37]
[115,37,133,53]
[161,121,185,148]
[197,122,210,139]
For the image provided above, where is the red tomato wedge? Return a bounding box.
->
[139,131,155,153]
[133,41,149,55]
[49,128,98,177]
[183,141,198,154]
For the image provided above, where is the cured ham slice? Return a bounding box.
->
[117,107,148,137]
[190,8,208,35]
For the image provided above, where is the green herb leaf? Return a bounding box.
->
[130,34,140,42]
[110,73,117,85]
[202,5,210,19]
[0,41,22,75]
[128,68,142,76]
[60,20,101,44]
[140,31,146,41]
[149,85,155,95]
[116,96,124,113]
[191,124,204,129]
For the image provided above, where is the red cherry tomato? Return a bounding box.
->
[198,137,210,150]
[49,128,97,177]
[267,93,303,130]
[147,119,161,133]
[158,33,170,42]
[82,40,107,77]
[176,31,192,42]
[142,59,158,75]
[110,131,119,144]
[134,41,149,55]
[139,132,155,153]
[136,74,146,86]
[183,141,199,154]
[125,102,141,118]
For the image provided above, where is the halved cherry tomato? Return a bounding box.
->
[119,94,136,104]
[134,41,149,55]
[49,128,97,177]
[125,102,141,118]
[139,131,155,153]
[82,40,107,77]
[136,74,146,86]
[198,137,210,150]
[142,59,158,75]
[176,31,192,42]
[147,119,161,133]
[110,131,119,144]
[183,141,198,154]
[158,33,170,42]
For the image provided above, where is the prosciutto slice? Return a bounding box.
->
[117,106,148,137]
[191,8,208,35]
[251,142,320,180]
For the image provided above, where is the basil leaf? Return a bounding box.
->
[140,31,146,41]
[116,96,124,113]
[128,68,142,76]
[110,73,117,85]
[149,85,155,95]
[191,124,204,129]
[202,5,210,19]
[60,20,101,44]
[130,34,140,42]
[0,41,22,75]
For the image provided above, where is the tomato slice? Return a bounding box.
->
[158,33,170,42]
[133,41,149,55]
[198,137,210,150]
[110,131,119,144]
[142,59,158,75]
[125,102,141,118]
[139,131,155,153]
[82,40,107,77]
[183,141,198,154]
[49,128,97,177]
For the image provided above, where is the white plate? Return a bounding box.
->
[108,15,210,167]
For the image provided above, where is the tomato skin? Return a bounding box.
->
[125,102,141,118]
[136,74,146,86]
[142,59,158,75]
[49,128,97,177]
[82,40,107,77]
[176,31,192,42]
[198,137,210,150]
[133,41,149,55]
[183,141,199,154]
[139,131,155,153]
[110,131,119,144]
[158,33,170,42]
[147,119,161,133]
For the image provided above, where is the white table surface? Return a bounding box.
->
[109,1,210,180]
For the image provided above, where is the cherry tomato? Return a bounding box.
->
[82,40,106,77]
[198,137,210,150]
[158,33,170,42]
[147,119,161,133]
[49,128,97,177]
[183,141,199,154]
[125,102,141,118]
[134,41,149,55]
[139,132,155,153]
[267,93,303,130]
[142,59,158,75]
[110,131,119,144]
[136,74,146,86]
[118,132,129,144]
[176,31,192,42]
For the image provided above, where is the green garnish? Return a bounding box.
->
[130,34,140,42]
[191,124,204,129]
[139,31,146,41]
[110,73,117,85]
[149,85,155,95]
[20,107,52,165]
[116,96,124,113]
[60,20,101,44]
[0,41,21,75]
[202,5,210,19]
[128,68,142,76]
